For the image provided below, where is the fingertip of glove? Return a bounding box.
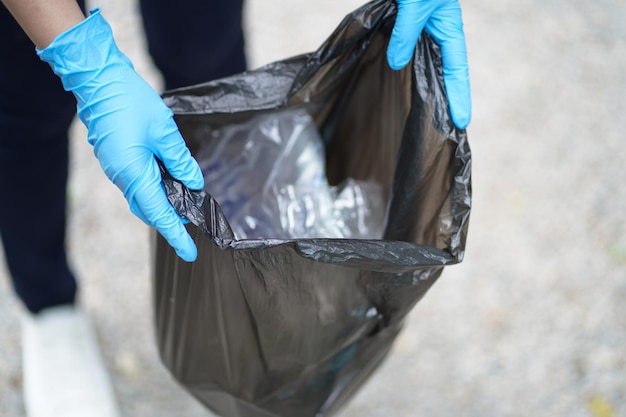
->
[175,235,198,262]
[159,216,198,262]
[186,172,205,191]
[177,249,197,263]
[451,111,470,130]
[386,47,405,71]
[454,118,470,130]
[386,43,412,71]
[387,59,406,71]
[171,158,204,190]
[449,95,472,130]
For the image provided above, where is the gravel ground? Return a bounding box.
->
[1,0,625,416]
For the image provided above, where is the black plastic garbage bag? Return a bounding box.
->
[153,0,471,416]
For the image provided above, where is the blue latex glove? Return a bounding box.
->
[38,9,204,262]
[387,0,471,129]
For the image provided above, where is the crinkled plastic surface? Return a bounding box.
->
[154,0,471,416]
[194,107,385,240]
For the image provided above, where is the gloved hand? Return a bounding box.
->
[38,9,204,262]
[387,0,471,129]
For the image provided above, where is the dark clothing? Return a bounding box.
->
[0,1,246,313]
[140,0,247,90]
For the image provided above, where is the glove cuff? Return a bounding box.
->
[36,8,133,93]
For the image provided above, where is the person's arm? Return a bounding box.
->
[2,0,204,262]
[1,0,85,48]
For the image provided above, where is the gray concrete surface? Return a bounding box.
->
[1,0,625,416]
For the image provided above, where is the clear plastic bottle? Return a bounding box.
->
[195,108,384,240]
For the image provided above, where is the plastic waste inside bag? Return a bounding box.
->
[154,0,471,416]
[195,107,385,240]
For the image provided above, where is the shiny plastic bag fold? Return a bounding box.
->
[153,0,471,416]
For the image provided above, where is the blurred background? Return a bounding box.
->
[1,0,625,416]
